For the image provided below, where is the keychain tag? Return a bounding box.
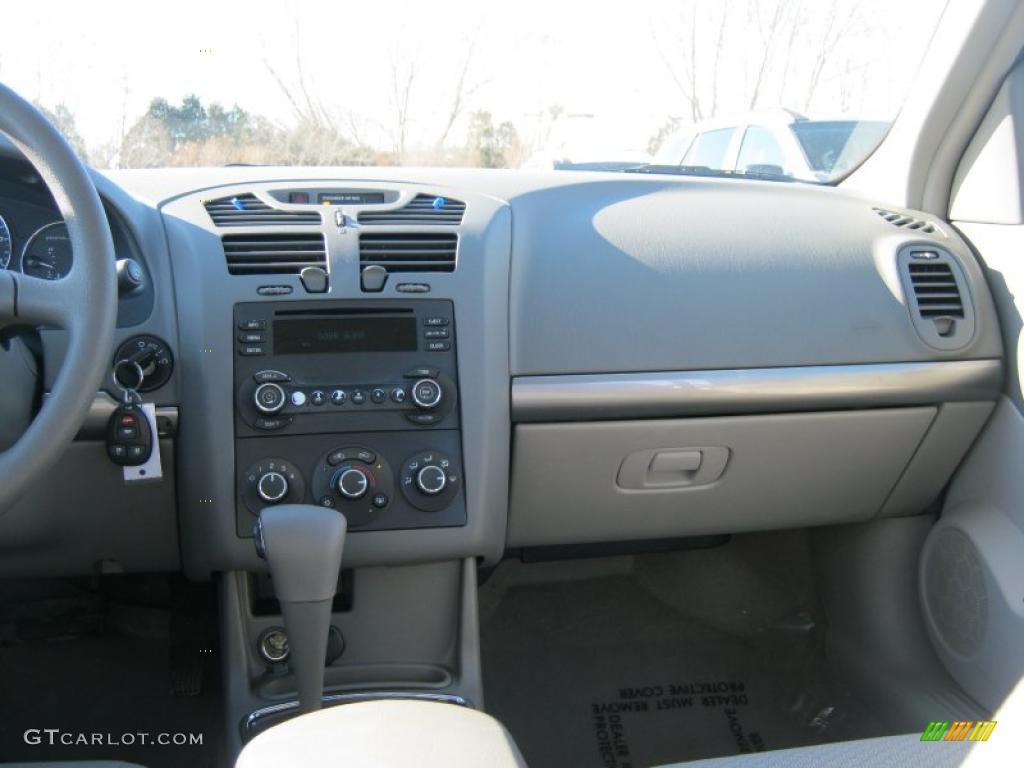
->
[124,403,162,482]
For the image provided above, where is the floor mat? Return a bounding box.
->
[0,577,223,768]
[481,547,887,768]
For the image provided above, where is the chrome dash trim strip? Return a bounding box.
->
[511,360,1003,422]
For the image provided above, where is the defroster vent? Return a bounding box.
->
[204,193,321,226]
[358,194,465,225]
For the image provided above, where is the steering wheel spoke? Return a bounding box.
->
[4,270,80,328]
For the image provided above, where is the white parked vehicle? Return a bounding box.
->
[653,109,890,182]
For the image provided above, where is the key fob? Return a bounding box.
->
[106,402,153,466]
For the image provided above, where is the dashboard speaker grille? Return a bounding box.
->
[222,233,326,275]
[204,193,321,226]
[358,194,465,225]
[359,233,457,273]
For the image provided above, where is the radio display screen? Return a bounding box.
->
[273,317,417,354]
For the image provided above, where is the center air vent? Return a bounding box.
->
[873,207,939,235]
[359,233,457,273]
[358,194,465,225]
[222,233,326,275]
[898,247,974,350]
[204,193,321,226]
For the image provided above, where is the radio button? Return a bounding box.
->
[254,370,290,383]
[290,390,308,407]
[423,317,449,326]
[390,387,407,403]
[423,328,449,339]
[330,389,347,405]
[239,345,266,356]
[238,319,266,331]
[371,388,387,404]
[425,341,451,352]
[310,390,327,406]
[404,366,439,379]
[238,332,265,343]
[254,416,292,431]
[351,390,366,405]
[407,412,441,426]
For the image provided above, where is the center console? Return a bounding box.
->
[233,299,466,537]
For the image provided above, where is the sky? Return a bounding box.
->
[0,0,948,161]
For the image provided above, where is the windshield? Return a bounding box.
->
[3,0,946,182]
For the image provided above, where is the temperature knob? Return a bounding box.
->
[257,471,289,503]
[253,382,286,414]
[416,465,447,496]
[335,467,369,499]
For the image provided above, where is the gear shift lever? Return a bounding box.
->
[255,504,347,714]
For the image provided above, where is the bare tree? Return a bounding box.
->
[748,0,792,110]
[388,50,417,163]
[803,1,861,111]
[434,35,489,155]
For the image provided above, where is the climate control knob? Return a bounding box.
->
[335,467,369,500]
[257,471,289,503]
[253,382,287,414]
[411,379,443,410]
[416,465,447,496]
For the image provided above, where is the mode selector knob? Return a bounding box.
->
[336,467,369,499]
[257,471,289,503]
[253,382,286,414]
[411,379,443,410]
[416,465,447,496]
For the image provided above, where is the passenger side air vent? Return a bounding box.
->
[358,194,466,225]
[221,233,326,275]
[908,262,963,319]
[359,233,457,273]
[873,207,939,235]
[204,194,321,226]
[898,247,974,350]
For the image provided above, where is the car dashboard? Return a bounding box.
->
[0,154,1004,581]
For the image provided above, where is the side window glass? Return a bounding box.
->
[736,126,786,173]
[682,128,734,169]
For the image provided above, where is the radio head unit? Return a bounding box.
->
[234,300,458,436]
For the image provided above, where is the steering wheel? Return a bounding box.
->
[0,82,117,512]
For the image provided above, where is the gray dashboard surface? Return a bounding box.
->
[505,180,1001,375]
[0,152,1004,576]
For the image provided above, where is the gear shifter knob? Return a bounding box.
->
[256,504,347,713]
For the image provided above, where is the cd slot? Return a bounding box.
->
[274,307,414,318]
